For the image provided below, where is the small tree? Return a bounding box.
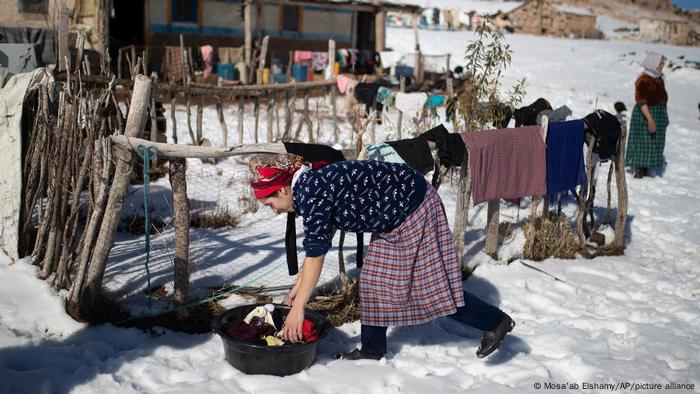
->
[447,17,526,132]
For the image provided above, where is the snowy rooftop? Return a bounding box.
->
[554,4,594,16]
[393,0,524,14]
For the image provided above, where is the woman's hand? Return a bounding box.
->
[647,118,657,134]
[641,104,656,134]
[281,304,305,343]
[286,277,302,306]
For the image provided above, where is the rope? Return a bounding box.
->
[137,144,159,309]
[117,259,288,324]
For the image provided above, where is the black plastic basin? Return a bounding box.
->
[212,303,331,376]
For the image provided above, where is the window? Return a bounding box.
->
[281,4,301,32]
[172,0,198,24]
[18,0,47,13]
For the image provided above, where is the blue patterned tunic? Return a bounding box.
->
[292,160,428,257]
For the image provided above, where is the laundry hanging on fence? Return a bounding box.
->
[537,105,572,125]
[293,50,313,66]
[425,95,446,109]
[200,45,215,78]
[461,126,546,205]
[376,86,395,107]
[310,52,329,71]
[545,119,587,197]
[217,46,244,64]
[337,74,357,94]
[386,137,434,175]
[163,46,189,82]
[419,124,466,167]
[395,92,428,118]
[354,82,384,115]
[366,143,406,164]
[514,98,552,127]
[583,110,621,161]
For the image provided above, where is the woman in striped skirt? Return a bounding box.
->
[250,154,514,360]
[625,52,670,178]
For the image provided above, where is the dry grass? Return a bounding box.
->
[523,217,582,261]
[122,214,168,235]
[190,206,241,229]
[307,277,360,327]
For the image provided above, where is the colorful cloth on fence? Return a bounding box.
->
[310,52,329,71]
[217,46,244,64]
[376,86,395,107]
[425,95,445,108]
[360,186,465,326]
[294,50,313,66]
[200,45,215,78]
[386,137,435,174]
[395,92,428,118]
[292,161,427,257]
[337,74,356,94]
[461,126,546,205]
[366,143,406,164]
[546,120,586,197]
[625,104,669,168]
[164,46,189,82]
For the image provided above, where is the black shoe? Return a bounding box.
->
[335,348,383,360]
[476,314,515,358]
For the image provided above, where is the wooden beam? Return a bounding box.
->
[110,135,287,158]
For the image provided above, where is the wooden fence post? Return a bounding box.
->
[216,96,228,147]
[169,158,190,310]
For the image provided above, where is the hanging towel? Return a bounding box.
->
[425,95,446,108]
[294,50,313,66]
[366,143,406,164]
[545,120,586,197]
[376,86,395,107]
[395,92,428,118]
[200,45,215,78]
[460,126,546,205]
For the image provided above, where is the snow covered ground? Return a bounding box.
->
[2,27,700,393]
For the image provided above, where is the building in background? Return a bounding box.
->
[506,0,602,39]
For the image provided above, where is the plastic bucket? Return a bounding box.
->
[216,63,234,80]
[291,64,308,82]
[212,304,331,376]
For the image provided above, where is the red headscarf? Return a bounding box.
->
[250,154,304,199]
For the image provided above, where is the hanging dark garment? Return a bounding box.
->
[583,110,621,161]
[416,124,467,187]
[418,124,466,167]
[514,98,552,127]
[386,137,434,175]
[354,82,384,116]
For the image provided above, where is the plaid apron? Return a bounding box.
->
[625,105,669,168]
[359,186,465,327]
